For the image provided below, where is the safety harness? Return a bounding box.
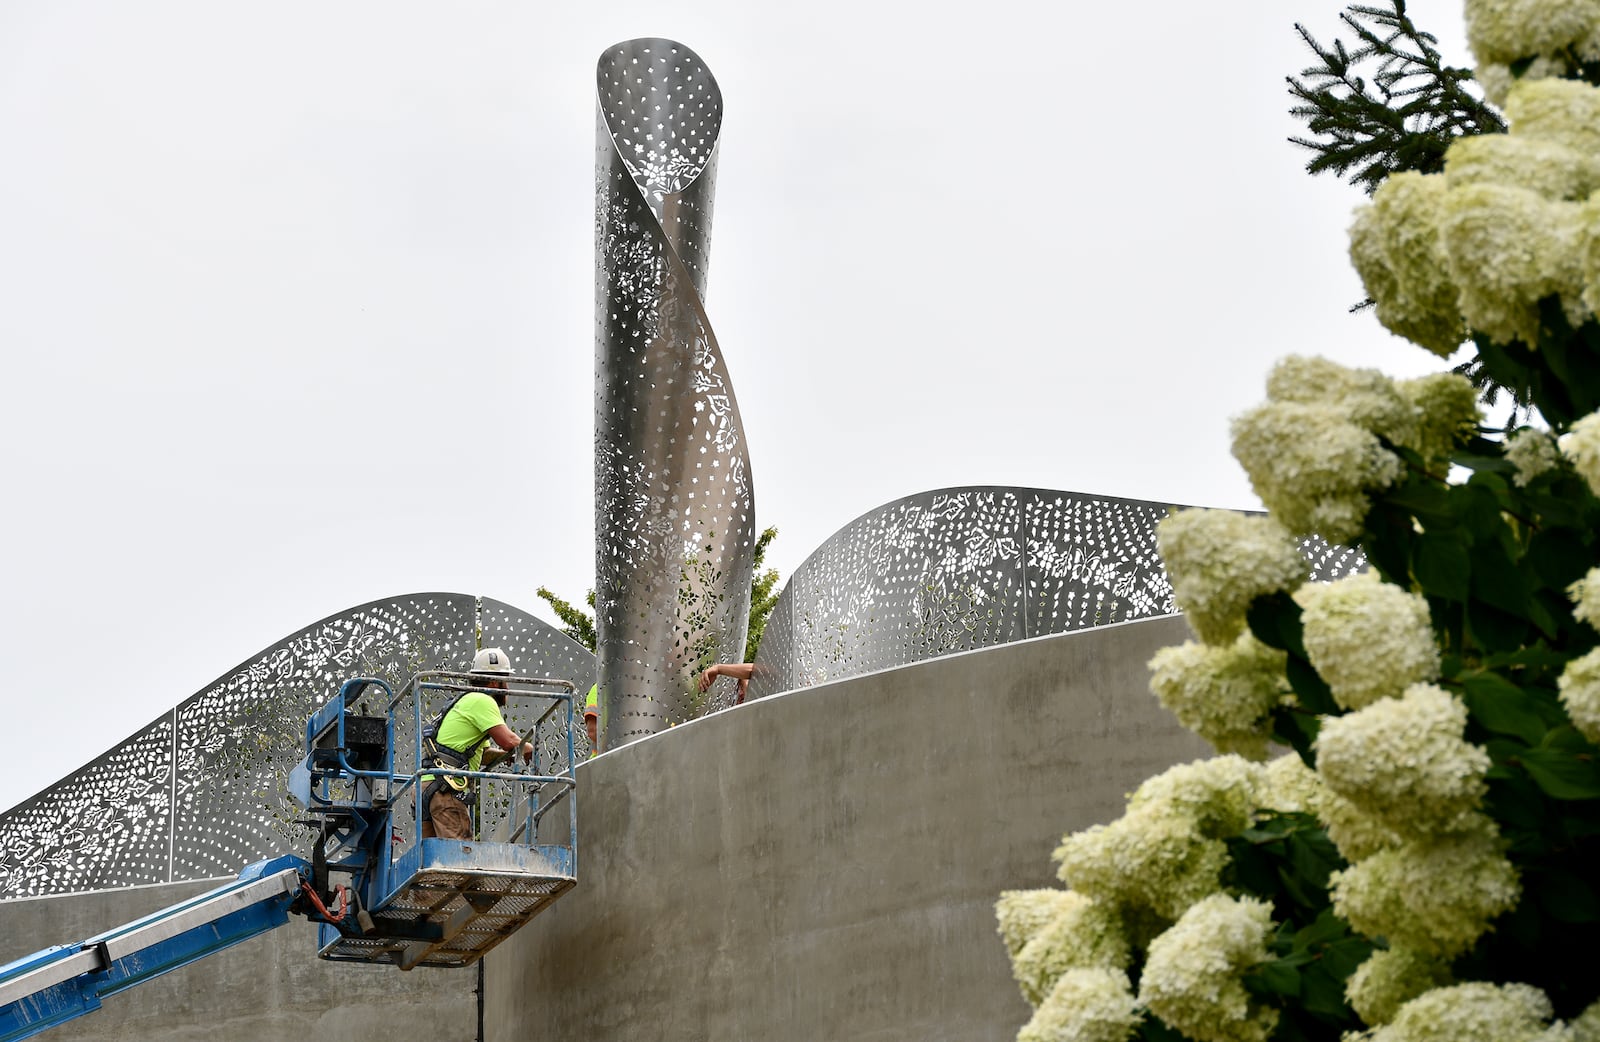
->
[420,692,480,811]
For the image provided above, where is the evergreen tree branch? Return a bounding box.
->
[1288,0,1504,194]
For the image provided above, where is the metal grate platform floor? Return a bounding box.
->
[319,864,574,969]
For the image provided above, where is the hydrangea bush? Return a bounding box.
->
[998,2,1600,1038]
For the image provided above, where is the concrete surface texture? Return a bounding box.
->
[0,879,476,1041]
[484,614,1208,1041]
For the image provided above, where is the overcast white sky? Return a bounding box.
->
[0,0,1473,813]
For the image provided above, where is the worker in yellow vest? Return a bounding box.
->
[419,648,534,839]
[584,684,599,757]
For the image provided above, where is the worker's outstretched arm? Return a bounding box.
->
[487,724,534,763]
[696,661,755,692]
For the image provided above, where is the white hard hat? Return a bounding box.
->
[471,647,513,675]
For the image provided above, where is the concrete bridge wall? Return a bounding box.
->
[1,614,1206,1041]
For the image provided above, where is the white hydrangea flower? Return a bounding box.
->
[1557,646,1600,744]
[1267,357,1421,451]
[1465,0,1600,67]
[1569,567,1600,633]
[1352,981,1562,1042]
[1572,998,1600,1042]
[1298,572,1440,711]
[1018,968,1141,1042]
[1439,183,1585,348]
[1444,132,1595,201]
[1126,756,1263,838]
[997,889,1082,959]
[1476,56,1567,108]
[1506,77,1600,161]
[1314,684,1491,836]
[1148,636,1287,760]
[1349,173,1467,357]
[1317,787,1404,862]
[1552,202,1592,331]
[1258,753,1322,814]
[1138,894,1279,1042]
[1563,411,1600,497]
[1346,948,1453,1027]
[1331,818,1521,958]
[1397,372,1481,466]
[1011,892,1131,1006]
[1507,428,1563,487]
[1156,509,1308,645]
[1231,402,1402,544]
[1054,806,1227,922]
[1582,195,1600,319]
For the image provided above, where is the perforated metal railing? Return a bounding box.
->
[739,487,1365,700]
[0,594,595,900]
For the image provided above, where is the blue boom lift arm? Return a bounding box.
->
[0,856,311,1042]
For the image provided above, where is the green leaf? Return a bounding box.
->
[1467,599,1531,653]
[1543,724,1595,752]
[1286,656,1339,715]
[1248,958,1304,999]
[1362,504,1415,583]
[1382,481,1453,520]
[1460,673,1550,745]
[1240,811,1306,843]
[1413,533,1470,601]
[1319,936,1374,980]
[1459,482,1510,531]
[1300,963,1352,1016]
[1525,483,1592,529]
[1484,646,1572,672]
[1535,867,1600,922]
[1517,746,1600,800]
[1248,591,1307,657]
[1286,831,1342,893]
[1469,539,1530,616]
[1525,591,1565,642]
[1271,706,1321,765]
[1293,909,1350,950]
[1277,862,1321,909]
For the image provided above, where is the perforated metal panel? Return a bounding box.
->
[743,488,1365,700]
[593,38,755,748]
[0,593,594,899]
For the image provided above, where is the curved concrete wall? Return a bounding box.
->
[485,614,1207,1041]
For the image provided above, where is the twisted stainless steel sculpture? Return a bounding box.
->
[0,594,595,899]
[747,487,1365,699]
[593,39,754,748]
